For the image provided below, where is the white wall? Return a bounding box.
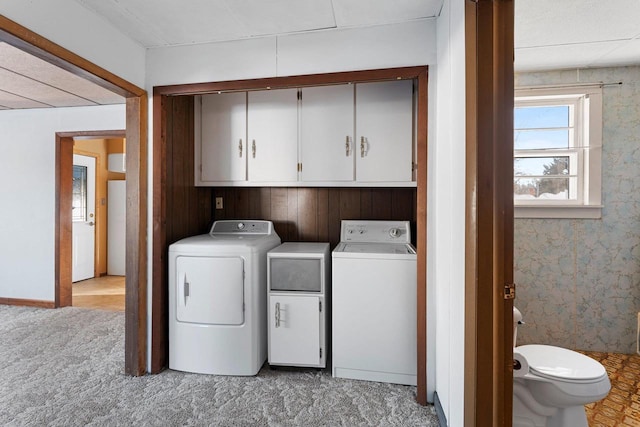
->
[0,105,126,301]
[146,19,437,86]
[0,0,146,89]
[432,0,466,425]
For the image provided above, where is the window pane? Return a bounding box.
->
[72,165,87,222]
[514,156,569,177]
[514,105,569,129]
[514,129,570,150]
[514,177,570,200]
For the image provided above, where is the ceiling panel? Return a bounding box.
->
[592,38,640,68]
[515,41,625,72]
[0,67,94,108]
[0,43,124,105]
[76,0,337,47]
[225,0,335,37]
[332,0,442,27]
[0,89,50,109]
[75,0,233,47]
[515,0,640,48]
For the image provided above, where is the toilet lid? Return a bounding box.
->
[516,344,607,381]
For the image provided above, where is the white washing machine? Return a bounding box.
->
[168,220,281,376]
[332,220,417,386]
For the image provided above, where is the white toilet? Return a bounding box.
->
[512,308,611,427]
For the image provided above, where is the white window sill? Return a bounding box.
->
[515,205,603,219]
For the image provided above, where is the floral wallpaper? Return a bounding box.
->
[514,66,640,353]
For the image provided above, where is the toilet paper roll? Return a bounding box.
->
[513,350,530,378]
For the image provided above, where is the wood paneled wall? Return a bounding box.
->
[164,96,214,243]
[152,95,213,371]
[213,187,416,247]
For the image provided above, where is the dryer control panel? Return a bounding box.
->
[340,220,411,244]
[210,220,273,235]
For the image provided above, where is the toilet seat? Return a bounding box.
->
[517,344,607,383]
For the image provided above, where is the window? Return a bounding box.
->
[72,165,88,222]
[514,86,603,218]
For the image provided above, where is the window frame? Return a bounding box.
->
[514,85,603,219]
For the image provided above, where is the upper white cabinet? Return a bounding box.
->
[196,80,415,187]
[300,84,355,183]
[247,88,299,183]
[199,92,247,183]
[356,80,414,183]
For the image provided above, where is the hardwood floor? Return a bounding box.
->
[72,275,125,311]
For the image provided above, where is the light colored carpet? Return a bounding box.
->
[0,306,438,426]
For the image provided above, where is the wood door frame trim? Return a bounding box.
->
[0,15,148,376]
[464,0,514,424]
[151,66,429,404]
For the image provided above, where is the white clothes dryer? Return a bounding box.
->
[332,220,417,386]
[168,220,281,375]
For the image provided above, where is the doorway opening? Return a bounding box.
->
[71,137,127,312]
[2,15,147,375]
[57,131,127,312]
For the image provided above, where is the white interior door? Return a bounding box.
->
[72,154,96,282]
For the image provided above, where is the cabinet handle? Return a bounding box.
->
[275,302,281,328]
[252,139,256,158]
[345,136,351,156]
[238,139,243,157]
[360,136,370,158]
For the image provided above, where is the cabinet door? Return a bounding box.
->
[247,88,298,182]
[200,92,247,182]
[356,80,414,182]
[300,84,354,182]
[269,295,320,366]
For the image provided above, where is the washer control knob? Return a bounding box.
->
[237,222,245,230]
[389,228,400,238]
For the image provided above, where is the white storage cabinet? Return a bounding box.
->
[299,80,415,184]
[196,80,416,187]
[247,88,299,183]
[355,80,415,183]
[299,84,355,182]
[198,92,247,183]
[267,242,330,368]
[196,88,298,185]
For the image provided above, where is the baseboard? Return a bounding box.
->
[434,391,447,427]
[0,297,55,308]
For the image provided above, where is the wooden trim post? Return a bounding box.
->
[465,0,515,425]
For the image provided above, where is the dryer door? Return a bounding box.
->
[175,256,244,325]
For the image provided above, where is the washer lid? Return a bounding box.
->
[339,243,416,255]
[517,344,606,381]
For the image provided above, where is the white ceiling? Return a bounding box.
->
[73,0,444,47]
[2,0,640,110]
[515,0,640,71]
